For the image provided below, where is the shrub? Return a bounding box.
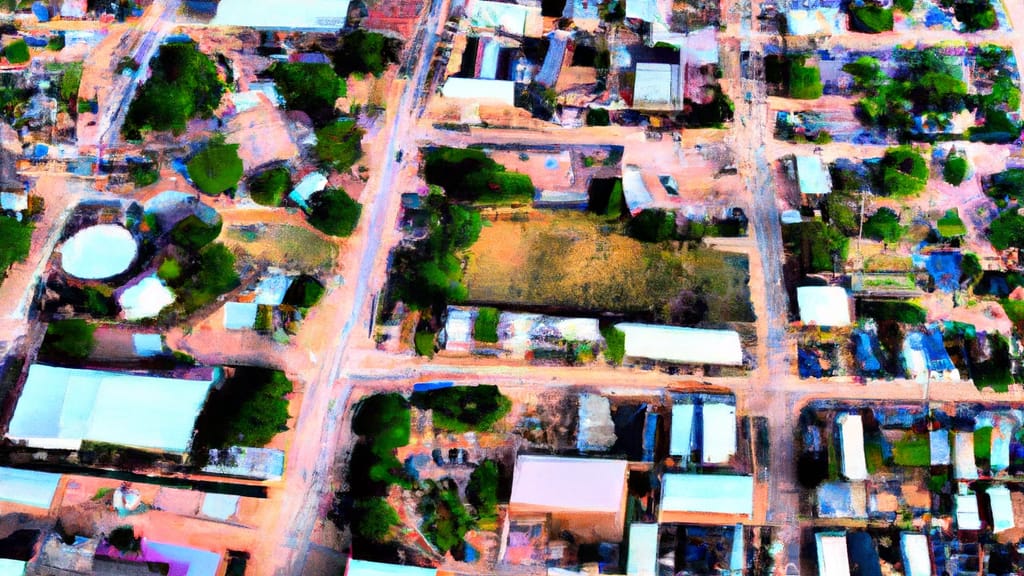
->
[467,460,500,521]
[784,221,849,272]
[170,215,222,252]
[82,287,113,316]
[350,497,400,542]
[314,119,364,173]
[585,107,610,126]
[247,167,290,207]
[307,188,362,237]
[122,42,222,138]
[332,30,402,78]
[0,216,32,280]
[106,526,140,554]
[410,385,511,432]
[943,154,969,186]
[270,62,345,125]
[255,304,273,332]
[602,326,625,364]
[961,252,983,287]
[187,138,243,195]
[178,243,240,312]
[789,59,823,100]
[282,275,325,308]
[627,209,676,243]
[59,62,82,110]
[4,40,29,64]
[474,307,499,343]
[415,330,435,357]
[421,482,474,554]
[936,209,966,238]
[352,393,410,453]
[988,210,1024,250]
[41,319,95,360]
[986,169,1024,203]
[892,434,930,466]
[47,34,65,51]
[157,257,182,283]
[129,164,159,188]
[449,205,482,249]
[863,207,906,244]
[879,147,928,198]
[849,5,894,32]
[894,0,913,11]
[975,426,993,461]
[856,299,927,324]
[191,367,293,455]
[954,0,996,31]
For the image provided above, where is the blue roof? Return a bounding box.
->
[224,302,258,330]
[0,466,61,509]
[132,334,165,357]
[346,560,437,576]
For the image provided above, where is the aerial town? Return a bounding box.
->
[1,0,1024,571]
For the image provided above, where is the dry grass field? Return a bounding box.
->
[222,224,340,273]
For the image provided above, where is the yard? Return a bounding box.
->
[462,212,754,324]
[222,224,339,272]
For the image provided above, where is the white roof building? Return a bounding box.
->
[133,333,165,357]
[954,431,978,480]
[633,63,680,110]
[6,365,217,454]
[625,0,669,31]
[0,191,27,212]
[212,0,350,30]
[787,7,844,35]
[345,560,437,576]
[815,533,851,576]
[469,0,537,34]
[0,559,26,576]
[615,323,743,366]
[795,155,832,195]
[621,166,655,216]
[796,286,851,327]
[254,274,294,306]
[660,474,753,520]
[510,455,628,514]
[988,485,1014,533]
[441,78,516,106]
[837,413,868,481]
[224,302,258,330]
[289,172,329,211]
[0,466,61,509]
[626,523,659,576]
[901,533,931,576]
[670,403,695,459]
[442,307,476,351]
[61,224,138,280]
[930,429,950,465]
[119,275,176,320]
[955,493,981,530]
[702,403,737,465]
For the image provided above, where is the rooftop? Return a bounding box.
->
[510,455,628,513]
[212,0,350,29]
[615,323,744,366]
[797,286,851,327]
[660,473,753,518]
[0,466,61,509]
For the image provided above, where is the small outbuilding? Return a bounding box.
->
[621,166,655,216]
[441,78,516,107]
[795,155,832,195]
[815,532,851,576]
[224,302,258,330]
[701,403,737,465]
[988,485,1014,533]
[837,413,868,481]
[633,63,681,110]
[659,473,753,523]
[289,172,329,212]
[0,466,61,509]
[955,492,981,530]
[953,431,978,480]
[900,533,931,576]
[797,286,851,327]
[670,403,695,460]
[345,560,437,576]
[615,323,744,366]
[626,523,659,576]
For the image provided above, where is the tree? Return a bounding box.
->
[247,167,291,207]
[282,275,325,308]
[849,5,893,32]
[824,189,861,236]
[187,137,243,195]
[467,460,500,520]
[410,385,512,432]
[0,217,32,280]
[350,497,399,542]
[170,214,222,251]
[191,367,293,454]
[879,147,928,198]
[352,393,411,453]
[474,307,499,343]
[988,210,1024,250]
[42,319,95,360]
[863,207,906,244]
[4,40,29,64]
[178,243,240,312]
[585,107,610,126]
[789,59,823,99]
[122,42,222,138]
[944,153,969,186]
[449,205,482,249]
[270,63,345,125]
[961,252,983,287]
[314,119,364,172]
[602,326,625,364]
[59,63,82,112]
[106,526,140,554]
[953,0,996,30]
[307,188,362,237]
[332,30,402,77]
[627,209,676,243]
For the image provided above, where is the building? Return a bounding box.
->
[212,0,350,30]
[701,403,737,465]
[118,276,176,321]
[621,166,655,215]
[345,559,438,576]
[837,413,868,481]
[0,466,61,510]
[615,323,744,366]
[670,404,695,460]
[797,286,851,327]
[633,63,681,110]
[441,78,516,106]
[900,533,931,576]
[441,306,476,352]
[289,172,329,211]
[626,523,659,576]
[659,473,753,523]
[468,0,541,35]
[786,7,845,35]
[955,492,981,530]
[509,455,629,542]
[953,431,978,480]
[929,429,950,465]
[988,485,1014,533]
[6,364,219,455]
[795,155,832,195]
[224,302,258,330]
[815,532,851,576]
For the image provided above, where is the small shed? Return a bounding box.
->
[815,532,850,576]
[797,286,851,327]
[132,334,165,357]
[289,172,328,211]
[577,394,617,452]
[615,322,743,366]
[345,560,437,576]
[633,63,680,110]
[254,274,294,306]
[837,413,868,481]
[441,307,476,352]
[0,559,26,576]
[223,302,258,330]
[988,485,1014,533]
[626,523,659,576]
[955,493,981,530]
[702,403,737,465]
[816,482,867,519]
[795,155,832,195]
[441,78,516,106]
[900,533,931,576]
[119,276,176,321]
[659,473,753,522]
[953,431,978,480]
[670,403,695,460]
[929,429,950,465]
[621,166,655,215]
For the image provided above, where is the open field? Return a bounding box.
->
[463,212,754,324]
[222,224,339,272]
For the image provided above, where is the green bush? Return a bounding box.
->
[157,257,182,282]
[178,243,240,312]
[789,59,823,100]
[314,119,364,172]
[270,62,345,125]
[247,167,291,207]
[351,497,400,542]
[282,275,325,308]
[936,209,966,238]
[474,307,499,343]
[849,5,894,32]
[943,154,968,186]
[783,221,849,272]
[467,460,500,521]
[352,393,410,453]
[879,147,928,198]
[47,35,65,51]
[602,326,625,364]
[42,319,95,360]
[4,40,29,64]
[415,330,435,357]
[106,526,140,554]
[332,30,402,78]
[191,367,293,455]
[627,209,676,243]
[975,426,993,461]
[0,216,33,281]
[81,287,113,316]
[988,210,1024,250]
[606,180,624,218]
[187,138,243,195]
[130,164,159,188]
[986,169,1024,203]
[122,42,223,138]
[421,482,474,554]
[954,0,996,31]
[863,208,906,244]
[255,304,273,332]
[424,147,535,205]
[170,214,223,252]
[856,299,927,324]
[307,188,362,237]
[410,385,511,432]
[585,107,610,126]
[894,0,913,11]
[59,62,82,110]
[449,205,482,249]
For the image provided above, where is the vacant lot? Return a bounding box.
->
[222,224,339,272]
[463,213,754,324]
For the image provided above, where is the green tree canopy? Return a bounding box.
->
[4,39,29,64]
[424,147,535,204]
[282,274,325,308]
[187,137,243,195]
[879,147,928,197]
[849,5,893,32]
[42,319,95,360]
[332,30,402,77]
[247,167,291,207]
[170,214,222,251]
[410,385,511,432]
[307,188,362,237]
[0,216,32,281]
[627,209,677,243]
[988,210,1024,250]
[191,368,293,460]
[352,393,411,453]
[270,62,345,125]
[467,460,500,521]
[314,119,364,172]
[350,497,400,542]
[474,307,499,343]
[789,59,823,99]
[449,205,482,249]
[863,207,906,244]
[944,153,969,186]
[178,242,240,312]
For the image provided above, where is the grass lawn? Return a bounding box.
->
[223,224,339,271]
[892,433,930,466]
[864,435,885,474]
[462,213,753,323]
[975,426,992,461]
